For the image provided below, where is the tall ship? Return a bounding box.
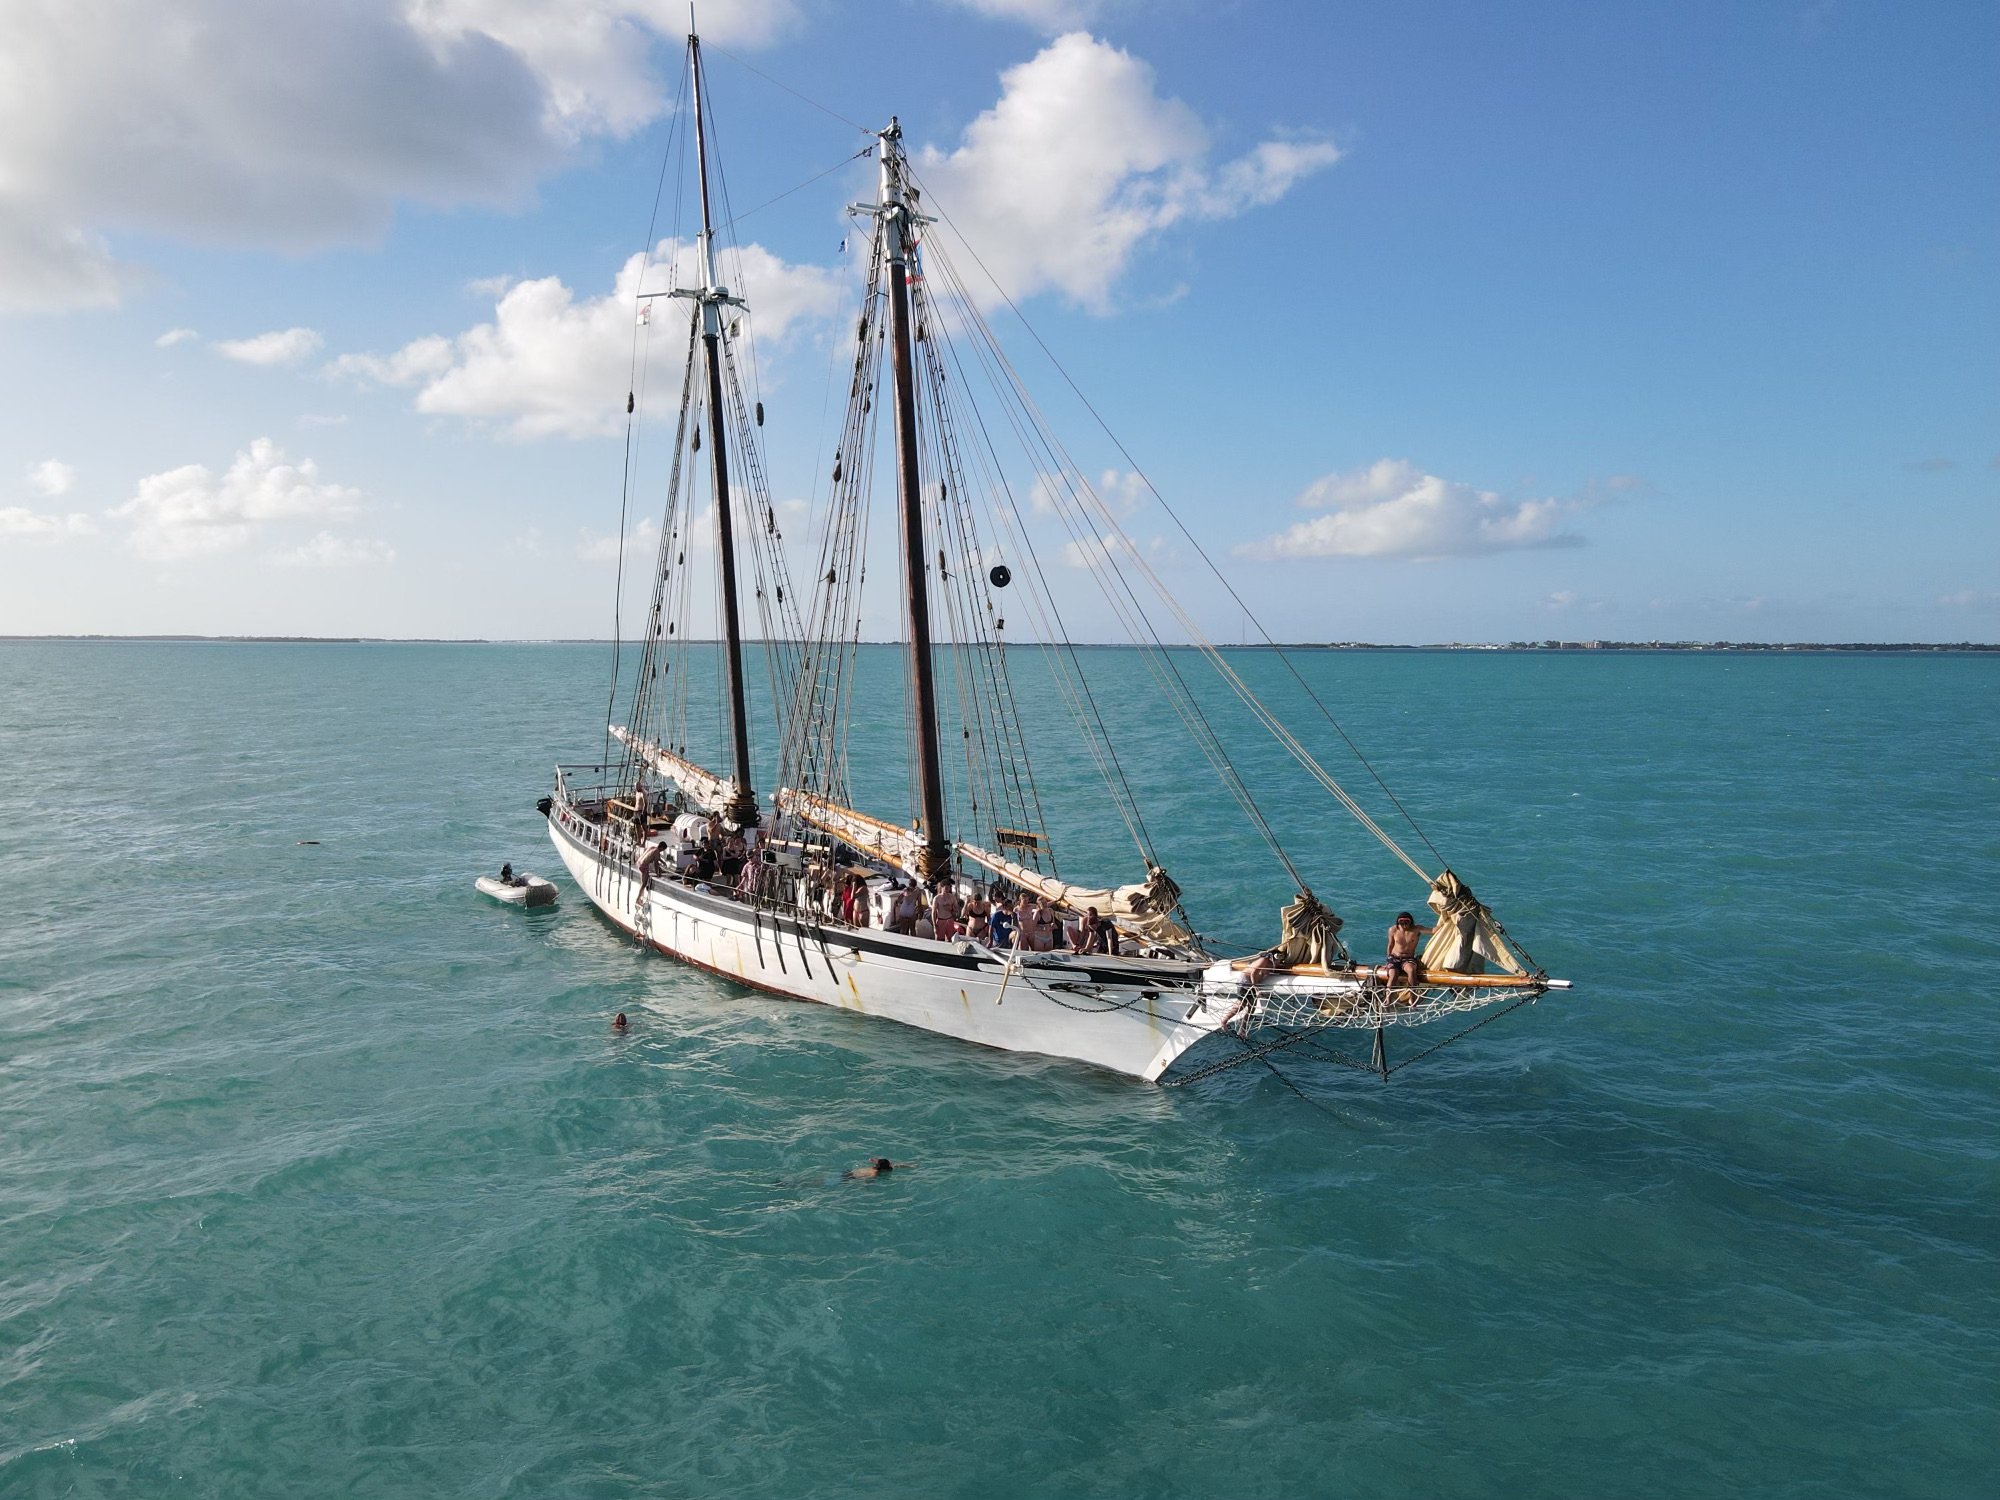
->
[541,34,1569,1083]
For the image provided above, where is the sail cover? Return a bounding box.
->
[610,726,738,816]
[1421,870,1528,975]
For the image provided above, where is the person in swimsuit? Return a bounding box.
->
[843,1157,912,1180]
[635,841,665,886]
[930,880,961,941]
[1386,910,1432,991]
[1033,897,1063,950]
[1013,892,1044,951]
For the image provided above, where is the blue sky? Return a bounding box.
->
[1,0,1993,642]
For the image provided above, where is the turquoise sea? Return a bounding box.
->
[2,640,1995,1498]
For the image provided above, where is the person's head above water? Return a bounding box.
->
[612,1012,628,1031]
[872,1157,893,1172]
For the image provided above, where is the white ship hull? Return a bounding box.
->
[546,809,1231,1081]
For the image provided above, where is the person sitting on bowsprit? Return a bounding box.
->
[1386,910,1432,991]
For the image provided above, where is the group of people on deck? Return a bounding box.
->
[841,872,1123,955]
[634,809,759,897]
[670,830,751,888]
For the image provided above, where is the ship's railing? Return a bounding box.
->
[553,763,625,804]
[550,765,645,866]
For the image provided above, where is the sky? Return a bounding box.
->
[1,0,1994,643]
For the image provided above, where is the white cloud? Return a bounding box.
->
[28,459,77,497]
[328,335,456,388]
[772,497,810,536]
[913,33,1339,310]
[1236,459,1584,561]
[1938,589,1999,610]
[1095,468,1147,516]
[214,327,325,366]
[1543,589,1606,613]
[411,1,799,137]
[1061,530,1133,570]
[0,1,799,312]
[271,532,396,568]
[1031,467,1147,518]
[578,515,658,562]
[0,506,95,541]
[0,218,131,314]
[114,439,362,559]
[155,327,198,348]
[334,243,839,439]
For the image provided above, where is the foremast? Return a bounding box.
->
[676,31,759,828]
[876,120,951,880]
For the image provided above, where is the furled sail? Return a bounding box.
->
[1272,890,1346,968]
[955,845,1194,946]
[610,725,738,816]
[775,787,929,871]
[1421,870,1528,975]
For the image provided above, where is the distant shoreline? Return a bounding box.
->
[4,634,1995,653]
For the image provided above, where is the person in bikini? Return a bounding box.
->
[1006,892,1033,949]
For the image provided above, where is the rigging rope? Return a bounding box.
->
[904,161,1445,885]
[607,61,693,771]
[705,43,878,138]
[908,203,1307,892]
[719,144,877,235]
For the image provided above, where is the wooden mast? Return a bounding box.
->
[688,33,759,827]
[877,121,950,880]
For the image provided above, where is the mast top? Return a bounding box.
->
[671,28,747,324]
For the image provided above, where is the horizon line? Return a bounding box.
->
[4,635,1996,652]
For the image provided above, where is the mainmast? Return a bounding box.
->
[684,32,759,827]
[877,121,950,880]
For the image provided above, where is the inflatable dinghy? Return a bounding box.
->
[477,873,557,908]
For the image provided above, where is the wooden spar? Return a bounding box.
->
[689,33,759,826]
[775,786,927,876]
[1225,960,1561,989]
[879,122,949,879]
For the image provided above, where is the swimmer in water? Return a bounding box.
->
[611,1012,629,1032]
[842,1157,912,1180]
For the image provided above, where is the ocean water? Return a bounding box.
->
[2,640,1995,1498]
